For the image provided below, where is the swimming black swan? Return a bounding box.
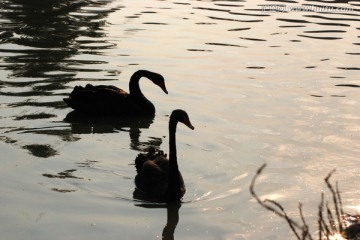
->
[63,70,168,116]
[134,109,194,202]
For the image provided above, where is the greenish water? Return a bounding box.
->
[1,0,360,239]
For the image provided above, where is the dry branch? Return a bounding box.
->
[249,164,354,240]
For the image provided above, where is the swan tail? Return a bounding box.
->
[135,147,167,173]
[135,153,147,173]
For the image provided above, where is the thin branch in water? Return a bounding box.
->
[326,202,337,234]
[250,164,349,240]
[265,199,302,240]
[336,182,344,234]
[299,203,313,240]
[324,170,344,234]
[250,164,308,240]
[318,193,323,240]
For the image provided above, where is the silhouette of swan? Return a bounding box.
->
[134,109,194,202]
[63,70,168,116]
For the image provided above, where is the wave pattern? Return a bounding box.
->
[0,0,358,171]
[0,1,360,239]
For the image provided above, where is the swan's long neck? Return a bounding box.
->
[169,119,178,168]
[167,118,181,200]
[129,70,146,96]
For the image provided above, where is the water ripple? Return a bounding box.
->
[304,14,360,22]
[277,18,311,23]
[240,37,267,41]
[298,34,342,40]
[206,42,247,48]
[208,16,263,23]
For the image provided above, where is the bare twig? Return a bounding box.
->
[326,202,337,233]
[325,170,344,234]
[336,182,344,233]
[250,164,348,240]
[250,164,307,239]
[318,193,324,240]
[265,199,302,239]
[299,203,313,240]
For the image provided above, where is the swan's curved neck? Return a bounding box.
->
[129,70,147,96]
[166,118,181,200]
[169,120,178,166]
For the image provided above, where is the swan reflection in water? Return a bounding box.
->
[135,202,181,240]
[64,111,162,151]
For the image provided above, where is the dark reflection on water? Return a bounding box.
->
[19,127,80,142]
[336,84,360,88]
[0,0,358,161]
[0,0,121,157]
[42,168,83,193]
[0,0,119,102]
[64,112,163,152]
[14,113,57,120]
[135,203,181,240]
[8,100,67,109]
[23,144,58,158]
[0,1,359,239]
[42,169,83,179]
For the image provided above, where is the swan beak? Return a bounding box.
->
[183,119,194,130]
[160,83,168,94]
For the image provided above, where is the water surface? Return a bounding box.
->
[1,0,360,239]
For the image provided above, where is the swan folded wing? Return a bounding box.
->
[83,84,127,95]
[65,85,128,112]
[153,155,169,172]
[135,148,168,173]
[135,153,149,173]
[139,160,169,197]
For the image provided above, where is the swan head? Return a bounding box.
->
[171,109,194,130]
[146,71,168,94]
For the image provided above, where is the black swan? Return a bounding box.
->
[63,70,168,116]
[134,109,194,202]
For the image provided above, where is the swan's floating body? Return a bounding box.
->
[63,70,167,116]
[134,109,194,202]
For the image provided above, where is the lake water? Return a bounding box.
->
[1,0,360,239]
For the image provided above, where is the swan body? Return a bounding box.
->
[134,109,194,202]
[63,70,167,116]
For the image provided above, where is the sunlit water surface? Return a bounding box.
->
[1,0,360,239]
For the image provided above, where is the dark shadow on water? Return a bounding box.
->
[14,113,57,121]
[0,0,122,158]
[0,0,119,106]
[19,127,81,143]
[336,84,360,88]
[42,169,83,179]
[42,168,83,193]
[133,187,161,203]
[22,144,58,158]
[64,111,163,152]
[135,202,181,240]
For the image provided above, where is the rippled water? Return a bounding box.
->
[1,0,360,239]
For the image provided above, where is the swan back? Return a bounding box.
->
[63,70,167,116]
